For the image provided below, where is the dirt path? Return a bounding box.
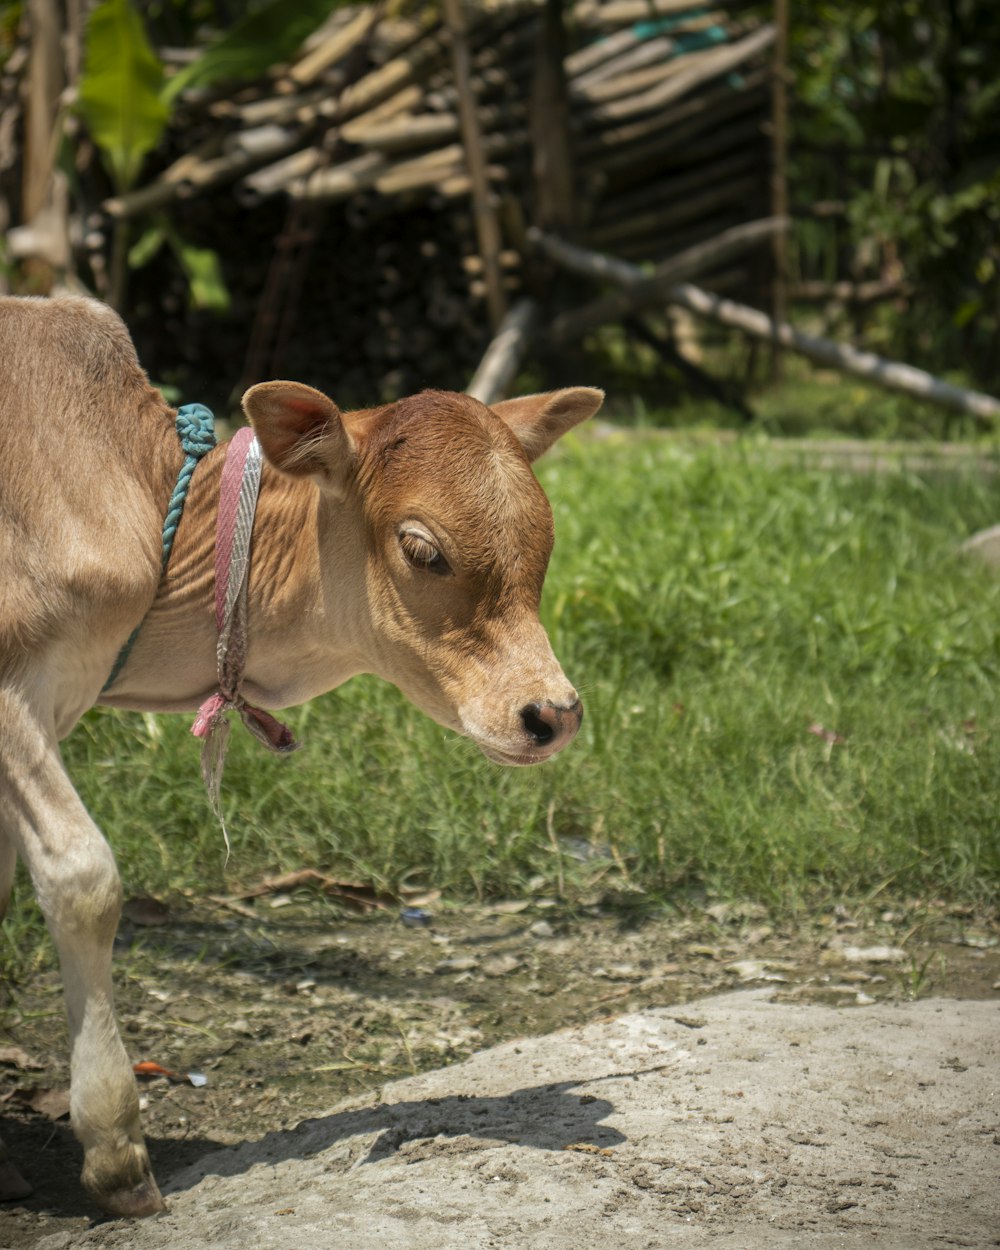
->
[2,902,998,1248]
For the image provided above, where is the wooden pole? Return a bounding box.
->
[442,0,506,330]
[23,0,62,225]
[769,0,789,380]
[523,0,576,389]
[466,298,538,403]
[528,0,575,236]
[19,0,64,292]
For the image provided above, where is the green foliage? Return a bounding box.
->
[79,0,346,189]
[130,218,230,310]
[76,0,344,305]
[0,2,22,69]
[788,0,1000,388]
[78,0,169,193]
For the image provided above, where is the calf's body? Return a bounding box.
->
[0,295,601,1215]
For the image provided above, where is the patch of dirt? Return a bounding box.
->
[1,895,998,1246]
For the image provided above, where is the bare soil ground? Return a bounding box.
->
[1,896,998,1248]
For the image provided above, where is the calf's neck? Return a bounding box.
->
[0,295,601,1216]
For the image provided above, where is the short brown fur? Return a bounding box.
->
[0,296,602,1216]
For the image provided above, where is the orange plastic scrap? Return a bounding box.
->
[133,1061,182,1080]
[132,1061,208,1087]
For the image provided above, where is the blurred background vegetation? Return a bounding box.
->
[787,0,1000,392]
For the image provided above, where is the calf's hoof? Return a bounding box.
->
[83,1150,166,1219]
[91,1174,166,1219]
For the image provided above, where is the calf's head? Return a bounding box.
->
[244,382,603,765]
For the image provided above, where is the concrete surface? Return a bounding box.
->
[51,990,1000,1250]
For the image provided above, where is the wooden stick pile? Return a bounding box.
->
[114,0,775,403]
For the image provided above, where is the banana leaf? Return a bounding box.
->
[78,0,169,192]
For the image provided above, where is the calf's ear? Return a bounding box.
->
[243,381,355,493]
[491,387,604,462]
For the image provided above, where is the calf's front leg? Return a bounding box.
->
[0,687,164,1217]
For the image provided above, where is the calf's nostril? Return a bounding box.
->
[521,702,556,745]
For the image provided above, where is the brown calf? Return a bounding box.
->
[0,295,602,1216]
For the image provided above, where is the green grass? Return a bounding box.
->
[5,431,1000,969]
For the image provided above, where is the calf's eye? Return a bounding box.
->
[399,528,450,575]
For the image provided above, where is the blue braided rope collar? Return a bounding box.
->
[102,403,217,691]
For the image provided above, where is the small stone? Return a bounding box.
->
[482,954,522,978]
[528,920,555,939]
[959,523,1000,567]
[172,1000,211,1022]
[489,899,531,915]
[726,960,788,983]
[671,1015,707,1029]
[434,956,480,974]
[603,963,643,981]
[840,945,907,964]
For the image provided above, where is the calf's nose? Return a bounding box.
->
[520,698,583,754]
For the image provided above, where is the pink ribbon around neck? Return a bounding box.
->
[191,427,299,822]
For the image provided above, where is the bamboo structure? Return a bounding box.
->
[98,0,775,292]
[4,0,781,405]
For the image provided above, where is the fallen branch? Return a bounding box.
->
[671,285,1000,421]
[529,230,1000,422]
[470,298,540,405]
[540,217,786,343]
[466,297,538,403]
